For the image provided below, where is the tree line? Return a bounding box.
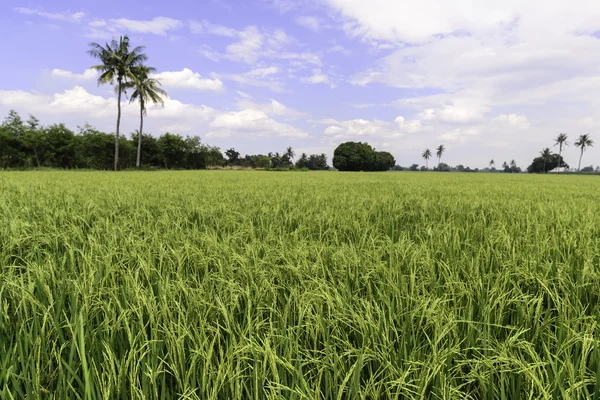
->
[0,110,329,170]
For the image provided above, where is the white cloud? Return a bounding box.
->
[303,69,333,87]
[14,7,84,22]
[492,114,530,129]
[0,86,307,143]
[51,69,98,80]
[229,67,285,92]
[153,68,223,91]
[296,16,320,32]
[323,0,600,44]
[109,17,182,35]
[88,20,106,27]
[236,99,306,117]
[319,116,422,141]
[225,26,267,64]
[191,21,320,69]
[394,116,427,133]
[236,91,253,99]
[189,20,237,37]
[208,109,308,138]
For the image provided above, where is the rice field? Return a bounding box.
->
[1,170,600,399]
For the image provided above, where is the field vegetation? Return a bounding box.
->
[1,171,600,399]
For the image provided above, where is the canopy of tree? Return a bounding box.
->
[527,154,569,173]
[332,142,396,171]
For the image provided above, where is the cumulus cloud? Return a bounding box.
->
[302,69,334,87]
[236,99,307,117]
[192,21,321,70]
[153,68,223,91]
[0,86,306,142]
[208,109,308,138]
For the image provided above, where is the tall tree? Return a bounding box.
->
[575,134,594,172]
[422,149,432,169]
[436,145,445,168]
[286,146,295,162]
[510,159,517,173]
[128,65,166,168]
[553,133,568,173]
[88,36,147,170]
[489,159,495,168]
[540,148,552,173]
[502,161,509,171]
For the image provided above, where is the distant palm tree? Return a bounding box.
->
[575,134,594,172]
[88,35,147,170]
[128,65,167,169]
[489,159,495,168]
[510,159,517,173]
[502,161,509,171]
[422,149,432,169]
[436,145,445,168]
[286,146,295,162]
[540,148,553,173]
[553,133,568,173]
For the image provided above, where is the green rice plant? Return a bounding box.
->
[1,170,600,399]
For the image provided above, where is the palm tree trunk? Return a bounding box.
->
[115,81,122,171]
[578,149,583,173]
[426,159,428,169]
[543,161,546,173]
[558,147,562,173]
[136,103,143,169]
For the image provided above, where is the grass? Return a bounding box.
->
[1,170,600,399]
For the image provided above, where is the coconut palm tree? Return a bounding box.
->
[128,65,167,169]
[553,133,568,173]
[502,161,509,172]
[489,159,495,168]
[88,35,147,170]
[286,146,295,162]
[510,159,517,173]
[422,149,432,169]
[575,134,594,172]
[436,145,445,168]
[540,148,552,173]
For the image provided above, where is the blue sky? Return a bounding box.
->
[2,0,600,168]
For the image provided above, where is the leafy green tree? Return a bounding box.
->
[527,154,569,173]
[45,124,76,169]
[540,148,553,173]
[422,149,432,169]
[75,124,113,169]
[436,145,445,168]
[553,133,568,173]
[374,151,395,171]
[409,163,419,171]
[128,65,167,168]
[575,134,594,172]
[307,153,328,170]
[157,133,186,169]
[0,110,26,167]
[22,115,46,167]
[295,153,309,168]
[225,148,240,165]
[333,141,377,171]
[88,35,147,170]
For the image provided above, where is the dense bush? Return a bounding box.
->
[527,154,569,173]
[332,141,395,171]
